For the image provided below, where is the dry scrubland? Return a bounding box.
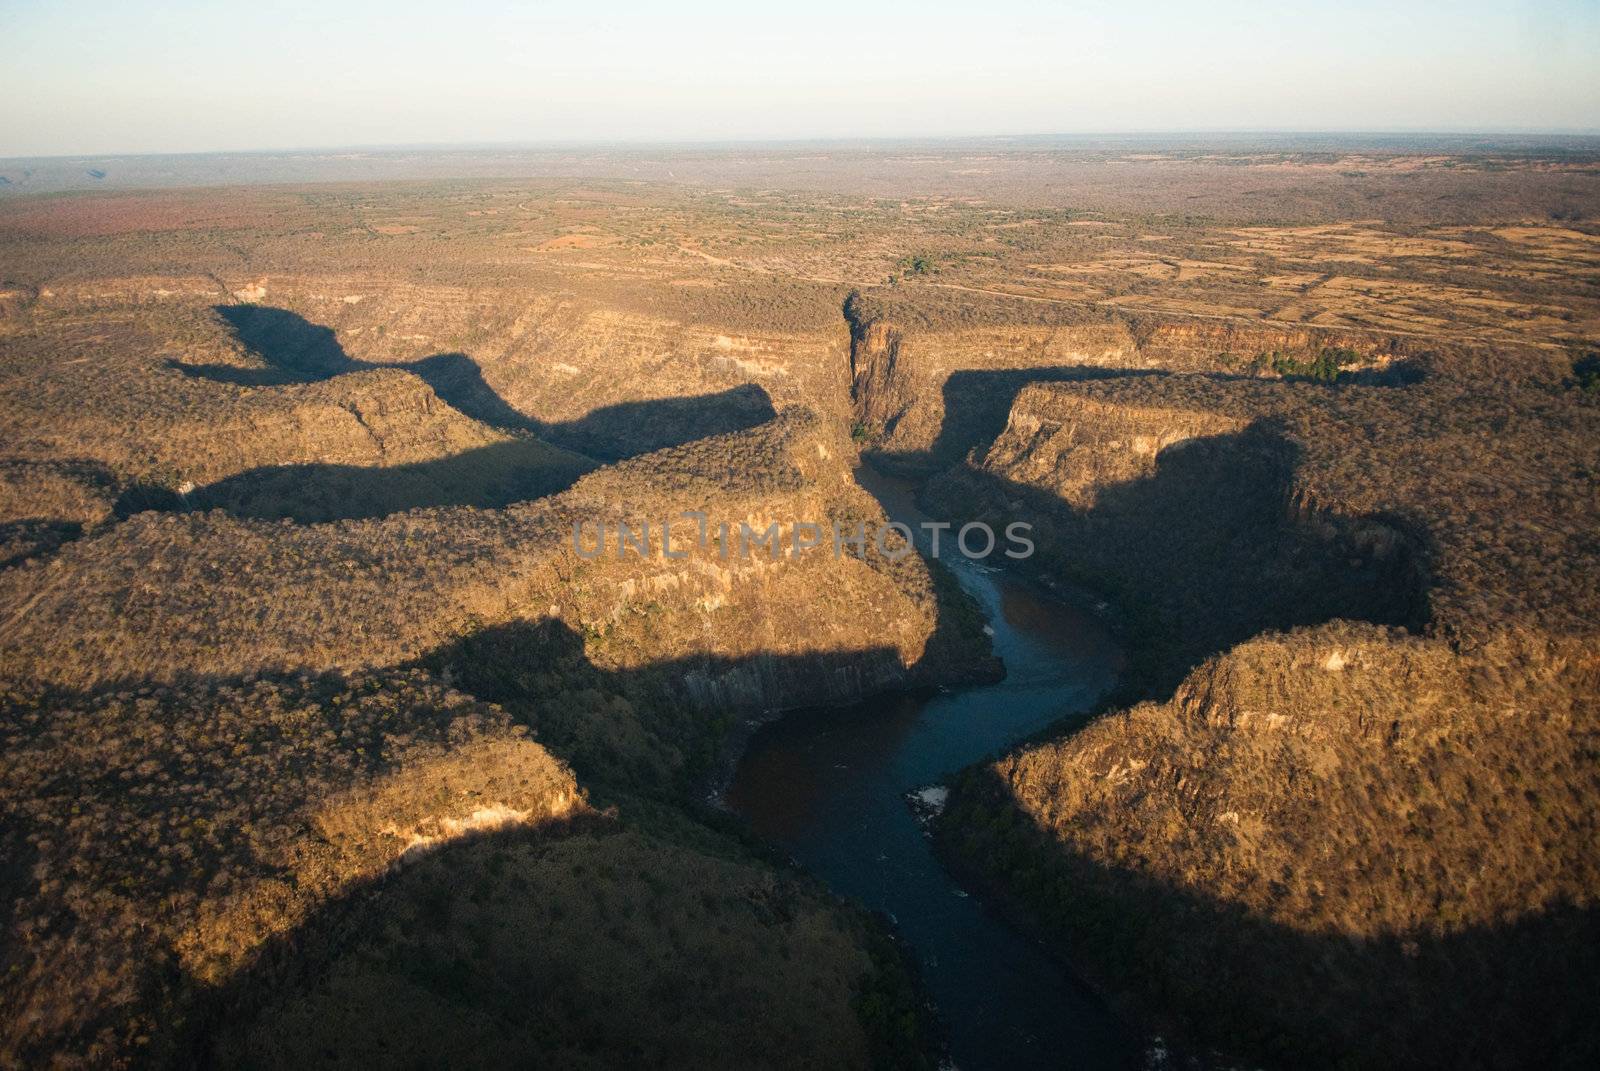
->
[0,409,963,1065]
[0,144,1597,1068]
[0,670,577,1064]
[897,327,1600,1060]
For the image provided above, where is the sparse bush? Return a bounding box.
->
[1574,353,1600,395]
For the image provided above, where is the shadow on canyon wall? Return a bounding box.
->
[53,302,1490,1067]
[940,770,1600,1071]
[10,613,956,1066]
[183,817,617,1069]
[929,367,1156,470]
[421,587,999,797]
[172,304,777,459]
[906,376,1546,1067]
[133,441,595,524]
[186,808,912,1070]
[841,289,1436,696]
[857,366,1165,476]
[925,418,1429,697]
[876,364,1419,477]
[149,305,777,521]
[45,606,1587,1070]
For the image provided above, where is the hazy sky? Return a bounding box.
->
[2,0,1597,156]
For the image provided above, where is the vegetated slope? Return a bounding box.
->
[0,409,975,701]
[0,459,122,567]
[216,825,923,1071]
[0,411,970,1067]
[6,175,1592,1069]
[0,301,596,524]
[0,669,581,1067]
[930,351,1600,1066]
[0,217,993,1064]
[0,665,933,1070]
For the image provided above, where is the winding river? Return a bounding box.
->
[725,469,1137,1069]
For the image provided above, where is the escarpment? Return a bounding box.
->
[931,357,1600,1065]
[0,345,974,1066]
[840,289,1416,475]
[1127,317,1412,371]
[0,410,983,706]
[925,379,1433,686]
[844,291,928,453]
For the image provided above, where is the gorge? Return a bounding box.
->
[1,157,1597,1068]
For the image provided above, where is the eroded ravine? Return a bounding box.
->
[726,467,1137,1069]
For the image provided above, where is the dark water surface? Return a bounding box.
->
[725,469,1137,1069]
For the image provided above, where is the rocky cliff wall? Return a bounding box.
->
[0,410,986,709]
[929,367,1600,1066]
[841,290,1415,473]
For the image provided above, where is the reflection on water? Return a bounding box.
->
[725,468,1135,1070]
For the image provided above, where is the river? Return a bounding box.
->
[724,468,1138,1069]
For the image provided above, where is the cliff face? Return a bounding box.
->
[0,410,976,698]
[932,366,1600,1066]
[838,290,1412,474]
[848,314,918,441]
[0,386,978,1067]
[973,391,1248,510]
[1129,318,1411,370]
[927,382,1425,692]
[941,622,1599,1068]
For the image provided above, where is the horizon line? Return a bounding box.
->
[6,128,1600,164]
